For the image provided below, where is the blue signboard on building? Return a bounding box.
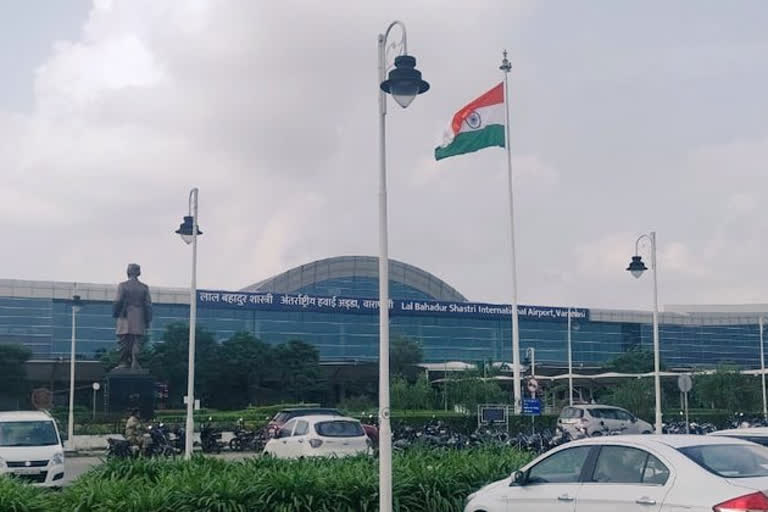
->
[197,290,589,322]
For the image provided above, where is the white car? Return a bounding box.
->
[710,427,768,447]
[263,414,370,459]
[0,410,65,486]
[464,435,768,512]
[558,405,653,437]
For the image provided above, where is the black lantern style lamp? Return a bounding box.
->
[380,55,430,109]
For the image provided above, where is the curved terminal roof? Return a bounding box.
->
[241,256,467,302]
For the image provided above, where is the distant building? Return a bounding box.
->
[1,256,765,371]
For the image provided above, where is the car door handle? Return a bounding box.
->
[557,494,575,502]
[635,497,657,505]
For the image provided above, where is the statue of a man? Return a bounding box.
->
[113,263,152,369]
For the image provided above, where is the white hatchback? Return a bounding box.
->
[0,410,65,486]
[464,435,768,512]
[263,414,370,459]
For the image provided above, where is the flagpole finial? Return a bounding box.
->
[500,49,511,73]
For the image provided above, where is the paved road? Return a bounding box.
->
[61,451,257,486]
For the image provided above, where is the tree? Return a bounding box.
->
[0,344,32,408]
[146,323,220,408]
[601,378,655,422]
[448,375,506,413]
[272,340,322,402]
[391,374,438,410]
[605,348,663,374]
[214,332,274,409]
[692,367,760,412]
[390,336,423,379]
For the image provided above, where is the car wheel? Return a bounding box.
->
[229,438,241,451]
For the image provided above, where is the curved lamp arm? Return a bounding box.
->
[634,233,656,270]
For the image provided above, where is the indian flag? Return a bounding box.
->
[434,82,506,161]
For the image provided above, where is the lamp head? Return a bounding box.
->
[175,216,202,244]
[380,55,430,109]
[626,255,648,279]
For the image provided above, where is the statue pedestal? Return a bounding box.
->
[106,368,155,420]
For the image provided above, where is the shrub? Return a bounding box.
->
[3,447,533,512]
[0,476,50,512]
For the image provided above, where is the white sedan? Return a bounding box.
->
[464,435,768,512]
[263,414,370,459]
[710,426,768,447]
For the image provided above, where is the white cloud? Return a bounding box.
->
[1,0,768,311]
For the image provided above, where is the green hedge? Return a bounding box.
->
[68,407,747,436]
[1,447,533,512]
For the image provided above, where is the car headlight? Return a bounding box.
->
[51,452,65,465]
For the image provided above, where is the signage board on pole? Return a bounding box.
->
[522,398,541,416]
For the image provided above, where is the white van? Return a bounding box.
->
[0,410,65,486]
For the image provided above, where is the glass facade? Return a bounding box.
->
[0,287,762,370]
[295,276,433,301]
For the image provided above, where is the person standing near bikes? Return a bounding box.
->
[125,408,145,453]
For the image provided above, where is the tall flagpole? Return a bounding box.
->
[500,50,522,414]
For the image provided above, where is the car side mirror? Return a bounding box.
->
[511,470,527,486]
[631,417,637,423]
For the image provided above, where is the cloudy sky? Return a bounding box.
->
[1,0,766,310]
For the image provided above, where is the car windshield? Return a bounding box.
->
[314,420,364,437]
[273,413,289,423]
[679,444,768,478]
[560,407,584,419]
[0,420,60,447]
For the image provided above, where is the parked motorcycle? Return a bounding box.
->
[146,423,178,456]
[171,426,186,453]
[200,417,223,454]
[229,418,265,452]
[106,437,136,458]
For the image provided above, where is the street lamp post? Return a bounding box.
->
[760,317,767,421]
[626,231,662,434]
[175,188,203,459]
[377,21,429,512]
[91,382,100,420]
[526,347,536,379]
[67,293,81,450]
[567,307,573,407]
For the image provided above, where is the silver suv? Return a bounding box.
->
[557,405,653,437]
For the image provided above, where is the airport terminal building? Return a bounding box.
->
[0,256,765,372]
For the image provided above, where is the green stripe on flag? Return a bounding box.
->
[434,124,505,161]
